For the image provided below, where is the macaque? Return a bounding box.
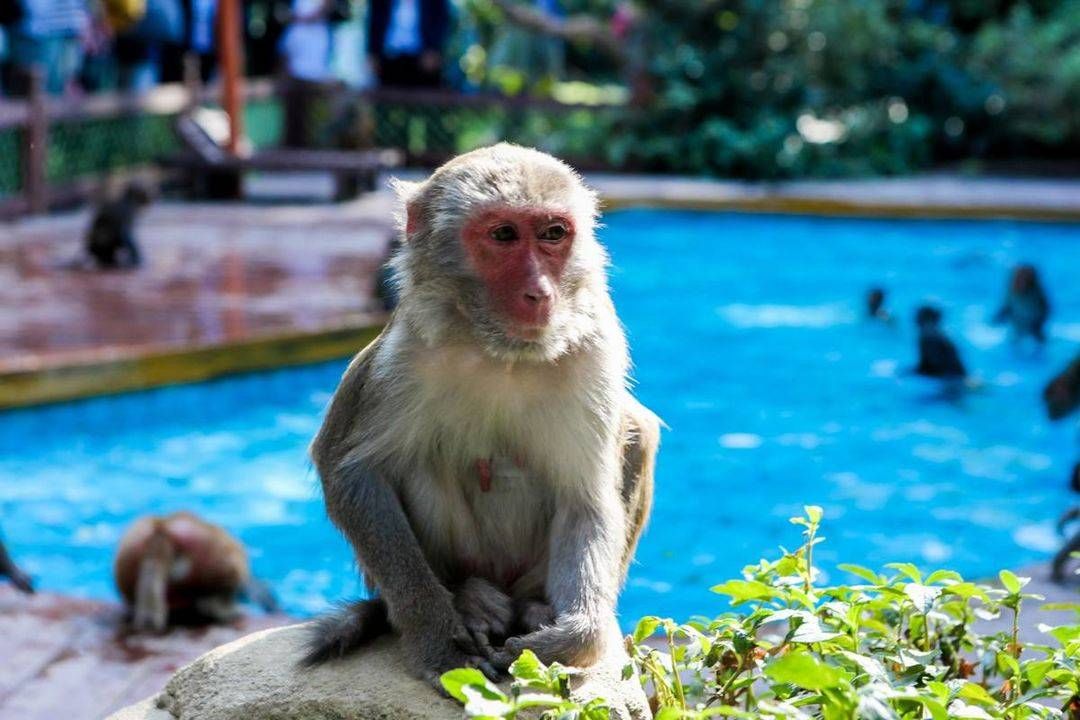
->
[914,305,967,380]
[1053,506,1080,582]
[993,264,1050,344]
[114,511,278,633]
[0,527,33,594]
[85,183,152,269]
[866,287,892,323]
[1043,354,1080,421]
[303,144,659,688]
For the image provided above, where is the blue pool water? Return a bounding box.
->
[1,209,1079,625]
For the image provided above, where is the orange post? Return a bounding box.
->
[217,0,245,155]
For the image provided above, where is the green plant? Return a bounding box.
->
[443,507,1080,719]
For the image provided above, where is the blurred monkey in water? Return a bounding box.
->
[993,263,1050,344]
[1043,353,1080,421]
[914,305,967,380]
[114,511,278,633]
[303,144,659,687]
[0,527,33,594]
[85,183,152,269]
[866,287,893,324]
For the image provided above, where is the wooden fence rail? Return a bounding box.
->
[0,77,621,220]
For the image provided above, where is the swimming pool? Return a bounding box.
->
[1,209,1078,624]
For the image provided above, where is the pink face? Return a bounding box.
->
[460,207,575,339]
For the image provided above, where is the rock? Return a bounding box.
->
[107,623,651,720]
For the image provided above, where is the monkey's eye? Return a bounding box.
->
[538,223,568,242]
[490,224,519,243]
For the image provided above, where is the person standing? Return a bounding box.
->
[3,0,89,95]
[366,0,448,88]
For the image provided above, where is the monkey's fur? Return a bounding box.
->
[304,144,659,686]
[115,511,277,633]
[85,183,151,269]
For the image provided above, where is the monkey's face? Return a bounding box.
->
[460,206,574,341]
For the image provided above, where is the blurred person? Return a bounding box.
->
[366,0,449,89]
[993,263,1050,345]
[277,0,332,146]
[1043,353,1080,421]
[157,0,215,83]
[913,305,967,381]
[111,0,184,90]
[0,527,33,594]
[487,0,564,92]
[866,286,892,324]
[1,0,89,95]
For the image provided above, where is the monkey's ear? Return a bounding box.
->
[389,178,424,238]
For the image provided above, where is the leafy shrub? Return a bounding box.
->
[443,507,1080,719]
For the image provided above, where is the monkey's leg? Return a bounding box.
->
[1051,530,1080,583]
[314,464,499,685]
[0,537,33,594]
[131,554,170,634]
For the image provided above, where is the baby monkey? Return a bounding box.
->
[85,183,152,269]
[114,511,277,633]
[304,144,659,688]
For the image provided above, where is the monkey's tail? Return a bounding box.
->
[300,597,390,667]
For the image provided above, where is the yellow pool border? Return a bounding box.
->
[0,324,384,410]
[3,192,1078,410]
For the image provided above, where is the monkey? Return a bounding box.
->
[914,305,968,380]
[1052,505,1080,583]
[866,287,892,323]
[1043,354,1080,421]
[85,183,152,269]
[993,264,1050,344]
[302,144,659,689]
[114,511,278,633]
[0,527,33,594]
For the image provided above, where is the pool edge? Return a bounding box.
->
[0,324,384,410]
[601,195,1080,222]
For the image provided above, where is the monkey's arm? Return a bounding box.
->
[0,536,33,594]
[500,479,624,668]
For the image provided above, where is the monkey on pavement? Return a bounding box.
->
[303,144,659,688]
[85,183,152,269]
[114,511,278,633]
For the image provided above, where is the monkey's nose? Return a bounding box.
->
[523,289,551,304]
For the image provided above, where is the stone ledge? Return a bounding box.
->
[108,623,651,720]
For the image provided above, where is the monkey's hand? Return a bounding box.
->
[398,589,503,691]
[493,611,608,670]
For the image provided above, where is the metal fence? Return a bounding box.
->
[0,79,623,218]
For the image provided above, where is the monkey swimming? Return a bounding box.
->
[303,144,659,689]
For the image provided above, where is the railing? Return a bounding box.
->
[0,77,624,219]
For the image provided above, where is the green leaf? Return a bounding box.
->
[837,563,882,584]
[804,505,823,523]
[998,570,1028,594]
[461,684,512,717]
[509,649,543,681]
[440,668,501,705]
[633,616,663,644]
[904,583,941,613]
[765,651,847,691]
[710,579,777,604]
[885,562,923,583]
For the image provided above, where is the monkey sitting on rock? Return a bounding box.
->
[85,183,152,269]
[993,263,1050,344]
[303,144,660,688]
[914,305,968,381]
[0,527,33,594]
[114,511,278,633]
